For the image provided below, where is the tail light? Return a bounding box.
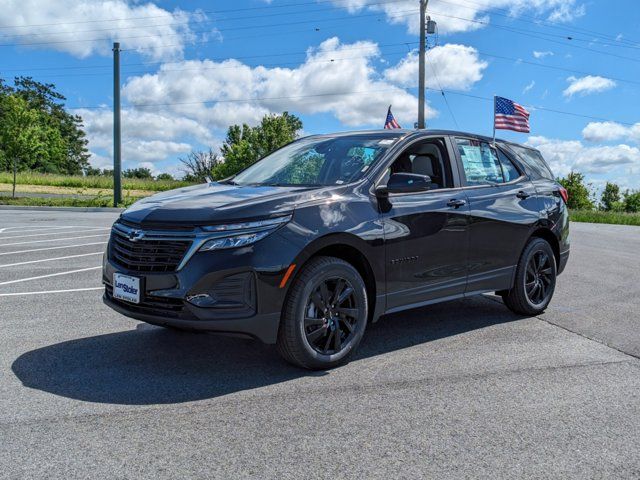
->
[558,186,569,204]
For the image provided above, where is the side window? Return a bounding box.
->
[386,139,453,190]
[507,145,554,180]
[497,149,521,182]
[455,138,504,186]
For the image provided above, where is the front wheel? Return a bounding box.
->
[502,237,557,316]
[277,256,368,370]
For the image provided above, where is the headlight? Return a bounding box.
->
[198,214,292,252]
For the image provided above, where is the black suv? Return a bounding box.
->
[103,130,570,369]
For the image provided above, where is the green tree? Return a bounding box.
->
[558,171,594,210]
[0,76,90,175]
[623,190,640,213]
[211,112,303,180]
[0,95,48,197]
[600,181,622,211]
[122,167,153,179]
[155,172,174,181]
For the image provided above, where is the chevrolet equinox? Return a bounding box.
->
[103,130,570,369]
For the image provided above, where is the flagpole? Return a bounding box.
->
[492,95,497,145]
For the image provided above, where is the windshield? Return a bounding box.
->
[231,134,401,186]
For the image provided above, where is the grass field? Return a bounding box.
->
[0,194,141,208]
[0,172,191,192]
[569,209,640,226]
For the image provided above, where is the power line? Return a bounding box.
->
[1,41,419,73]
[0,0,410,30]
[424,87,637,127]
[425,48,459,129]
[0,9,417,49]
[70,87,409,110]
[0,0,412,40]
[428,10,640,64]
[64,83,637,128]
[7,50,411,79]
[434,0,640,48]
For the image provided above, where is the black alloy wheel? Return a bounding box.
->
[525,250,554,305]
[277,256,368,370]
[304,277,359,355]
[502,237,557,316]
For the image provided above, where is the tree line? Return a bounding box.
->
[558,171,640,213]
[178,112,302,182]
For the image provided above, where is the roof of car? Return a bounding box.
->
[305,129,534,150]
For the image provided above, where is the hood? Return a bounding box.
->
[121,182,325,226]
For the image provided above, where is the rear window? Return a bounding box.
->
[507,144,554,180]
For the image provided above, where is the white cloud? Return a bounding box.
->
[523,80,535,94]
[383,44,487,90]
[582,122,640,143]
[563,75,616,97]
[527,136,640,175]
[123,37,433,128]
[329,0,585,34]
[533,50,554,59]
[75,108,207,167]
[77,37,487,170]
[0,0,197,60]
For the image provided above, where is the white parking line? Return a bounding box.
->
[0,234,109,247]
[0,252,103,268]
[0,225,105,234]
[0,228,109,240]
[0,287,103,297]
[0,266,101,286]
[0,242,107,256]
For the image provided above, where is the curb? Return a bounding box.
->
[0,205,124,212]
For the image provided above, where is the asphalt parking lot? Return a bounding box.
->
[0,208,638,479]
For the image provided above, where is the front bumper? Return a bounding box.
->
[102,230,299,344]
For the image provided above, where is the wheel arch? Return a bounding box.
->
[529,227,561,268]
[284,233,382,322]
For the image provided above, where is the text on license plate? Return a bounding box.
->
[113,273,141,304]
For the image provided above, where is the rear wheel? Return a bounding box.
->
[502,237,557,316]
[277,256,368,370]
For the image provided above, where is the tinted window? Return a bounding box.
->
[497,149,521,182]
[456,138,504,185]
[507,145,554,180]
[386,139,453,189]
[233,134,399,186]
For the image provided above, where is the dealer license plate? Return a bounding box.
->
[113,273,141,304]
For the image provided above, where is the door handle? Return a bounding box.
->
[516,190,530,199]
[447,199,467,208]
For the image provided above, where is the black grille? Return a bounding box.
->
[105,285,185,317]
[109,229,191,273]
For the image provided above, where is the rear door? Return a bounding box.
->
[452,137,539,294]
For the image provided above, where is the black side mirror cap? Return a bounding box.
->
[377,173,432,196]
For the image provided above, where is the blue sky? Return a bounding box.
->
[2,0,640,190]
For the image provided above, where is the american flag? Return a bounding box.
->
[384,106,401,129]
[494,96,530,133]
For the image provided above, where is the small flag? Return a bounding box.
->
[384,105,401,129]
[494,96,530,133]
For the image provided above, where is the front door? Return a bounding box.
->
[379,137,470,313]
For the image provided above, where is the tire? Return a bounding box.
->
[502,237,557,316]
[277,256,368,370]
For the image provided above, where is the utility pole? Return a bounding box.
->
[417,0,429,129]
[113,42,122,207]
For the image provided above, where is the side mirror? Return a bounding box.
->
[376,173,432,196]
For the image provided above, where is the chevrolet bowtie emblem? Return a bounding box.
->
[128,229,144,241]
